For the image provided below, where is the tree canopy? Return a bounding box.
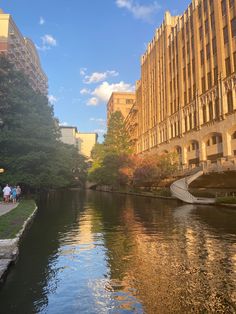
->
[0,55,87,190]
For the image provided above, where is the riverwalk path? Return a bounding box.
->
[0,202,18,217]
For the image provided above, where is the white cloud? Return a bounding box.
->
[90,81,134,105]
[116,0,161,23]
[37,34,57,51]
[90,118,106,126]
[94,128,106,134]
[80,88,91,95]
[84,70,119,84]
[80,67,87,76]
[39,16,45,25]
[59,122,69,126]
[87,97,99,106]
[48,94,58,104]
[42,34,57,47]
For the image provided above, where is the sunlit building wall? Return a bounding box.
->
[107,92,135,124]
[0,9,47,95]
[136,1,236,169]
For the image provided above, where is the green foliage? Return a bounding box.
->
[0,200,36,239]
[0,55,87,190]
[216,196,236,204]
[104,111,132,155]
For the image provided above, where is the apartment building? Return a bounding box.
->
[60,126,98,159]
[136,0,236,169]
[107,92,135,124]
[0,9,47,95]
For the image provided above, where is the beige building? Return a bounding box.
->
[0,9,47,95]
[107,92,135,123]
[135,0,236,169]
[60,126,98,159]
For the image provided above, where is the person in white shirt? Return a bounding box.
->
[3,184,11,203]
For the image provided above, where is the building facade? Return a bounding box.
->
[0,9,47,95]
[136,0,236,169]
[60,126,98,159]
[107,92,135,123]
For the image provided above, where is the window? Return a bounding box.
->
[234,52,236,72]
[214,66,218,84]
[223,26,228,44]
[183,67,186,81]
[208,72,212,88]
[212,135,217,144]
[221,0,226,16]
[215,98,220,117]
[206,43,210,59]
[227,91,233,113]
[188,63,191,77]
[225,57,231,76]
[231,18,236,38]
[212,37,217,55]
[202,76,206,93]
[198,4,202,20]
[189,113,192,129]
[211,13,215,33]
[182,46,185,60]
[188,87,191,102]
[207,139,210,146]
[185,116,188,132]
[203,105,207,123]
[194,111,197,127]
[184,91,187,105]
[199,26,203,41]
[192,60,195,77]
[229,0,234,8]
[209,101,213,120]
[232,131,236,139]
[205,20,209,34]
[200,49,204,65]
[126,99,134,104]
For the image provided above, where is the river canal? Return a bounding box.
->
[0,190,236,313]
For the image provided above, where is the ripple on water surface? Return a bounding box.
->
[0,191,235,313]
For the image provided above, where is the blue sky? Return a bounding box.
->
[1,0,190,140]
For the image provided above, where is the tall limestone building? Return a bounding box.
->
[0,9,47,95]
[135,0,236,169]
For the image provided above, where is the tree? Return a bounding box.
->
[0,55,87,190]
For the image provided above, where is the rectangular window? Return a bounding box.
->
[229,0,234,8]
[199,26,203,41]
[215,98,220,117]
[202,76,206,93]
[198,4,202,20]
[194,111,197,127]
[231,18,236,38]
[207,72,212,88]
[189,113,192,130]
[221,0,226,16]
[203,105,207,123]
[225,57,231,76]
[206,43,210,59]
[234,52,236,72]
[211,13,215,33]
[200,49,204,65]
[214,66,218,84]
[188,88,191,102]
[212,135,217,144]
[185,116,188,131]
[227,91,233,113]
[205,19,209,34]
[212,37,217,55]
[188,63,191,77]
[183,67,186,81]
[223,26,228,44]
[192,60,195,77]
[209,101,213,120]
[184,91,187,105]
[182,46,185,60]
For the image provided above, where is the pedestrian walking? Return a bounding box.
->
[16,185,21,202]
[3,184,11,203]
[11,186,17,204]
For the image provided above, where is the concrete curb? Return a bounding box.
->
[0,204,38,283]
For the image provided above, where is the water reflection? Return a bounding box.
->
[0,190,235,313]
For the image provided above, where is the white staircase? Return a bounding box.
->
[170,169,215,204]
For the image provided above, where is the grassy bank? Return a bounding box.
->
[0,200,36,239]
[216,196,236,204]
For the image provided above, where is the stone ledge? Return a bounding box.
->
[0,205,38,283]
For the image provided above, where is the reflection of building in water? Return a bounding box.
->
[102,198,236,313]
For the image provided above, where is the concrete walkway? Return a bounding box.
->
[0,202,18,217]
